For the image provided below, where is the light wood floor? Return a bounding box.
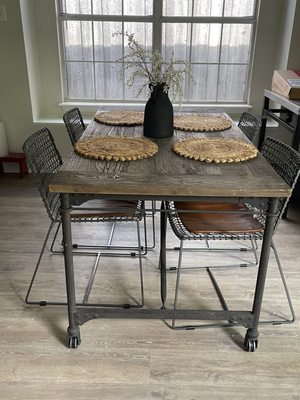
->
[1,174,300,400]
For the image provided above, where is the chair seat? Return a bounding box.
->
[71,199,142,220]
[174,201,264,234]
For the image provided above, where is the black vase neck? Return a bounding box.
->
[149,83,168,93]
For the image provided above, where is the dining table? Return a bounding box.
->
[49,109,291,351]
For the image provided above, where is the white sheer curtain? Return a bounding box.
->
[60,0,256,103]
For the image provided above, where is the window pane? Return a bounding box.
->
[217,64,247,101]
[66,62,95,99]
[163,0,193,16]
[92,0,122,15]
[95,23,152,100]
[162,23,191,62]
[163,0,224,16]
[123,0,153,15]
[123,23,153,54]
[224,0,255,16]
[95,63,123,99]
[162,23,222,64]
[61,0,92,14]
[191,24,221,63]
[221,24,252,63]
[193,0,223,17]
[94,22,122,61]
[63,21,93,61]
[124,71,148,100]
[189,64,218,101]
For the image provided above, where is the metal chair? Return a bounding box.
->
[167,137,300,333]
[63,107,85,146]
[63,107,156,253]
[166,111,259,257]
[238,111,260,143]
[22,127,145,308]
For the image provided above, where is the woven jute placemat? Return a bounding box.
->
[173,137,258,163]
[75,135,158,161]
[174,114,232,132]
[94,110,144,126]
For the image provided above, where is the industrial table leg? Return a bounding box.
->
[160,201,167,309]
[244,198,278,352]
[61,193,81,348]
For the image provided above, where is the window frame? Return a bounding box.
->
[57,0,259,106]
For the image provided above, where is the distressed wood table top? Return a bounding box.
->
[49,112,291,200]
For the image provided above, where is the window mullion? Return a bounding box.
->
[152,0,162,51]
[215,0,226,102]
[91,1,96,100]
[186,0,195,101]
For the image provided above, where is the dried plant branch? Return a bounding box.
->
[113,32,193,103]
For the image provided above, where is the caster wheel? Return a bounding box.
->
[244,337,258,352]
[68,336,80,349]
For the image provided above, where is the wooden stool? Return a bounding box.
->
[0,152,28,178]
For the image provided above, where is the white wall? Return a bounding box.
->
[0,0,300,159]
[258,0,300,145]
[0,0,72,160]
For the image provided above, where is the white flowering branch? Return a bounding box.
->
[113,32,193,102]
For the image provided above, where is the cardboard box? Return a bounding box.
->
[271,70,300,99]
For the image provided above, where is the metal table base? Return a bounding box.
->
[60,193,279,353]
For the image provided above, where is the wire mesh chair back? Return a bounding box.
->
[63,107,85,146]
[22,128,62,223]
[261,136,300,229]
[238,111,260,143]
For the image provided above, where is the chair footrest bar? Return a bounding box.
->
[75,307,255,327]
[26,300,144,308]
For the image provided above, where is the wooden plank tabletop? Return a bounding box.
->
[49,112,291,199]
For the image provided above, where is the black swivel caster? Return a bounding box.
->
[68,335,80,349]
[244,337,258,352]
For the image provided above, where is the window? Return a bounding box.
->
[58,0,258,104]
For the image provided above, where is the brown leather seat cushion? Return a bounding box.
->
[174,201,264,234]
[71,200,140,219]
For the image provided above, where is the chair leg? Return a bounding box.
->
[145,200,156,250]
[83,220,144,307]
[171,241,236,330]
[69,222,141,254]
[167,238,259,270]
[171,238,296,331]
[139,201,156,255]
[172,240,184,329]
[77,220,144,307]
[50,203,155,257]
[259,240,296,325]
[51,220,146,257]
[26,219,145,308]
[136,220,144,306]
[25,220,58,305]
[50,221,62,253]
[107,221,116,247]
[204,242,296,327]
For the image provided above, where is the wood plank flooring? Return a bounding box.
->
[1,174,300,400]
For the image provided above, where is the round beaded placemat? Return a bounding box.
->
[75,135,158,161]
[94,110,144,126]
[174,114,232,132]
[173,137,258,163]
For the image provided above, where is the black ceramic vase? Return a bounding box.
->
[143,83,174,138]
